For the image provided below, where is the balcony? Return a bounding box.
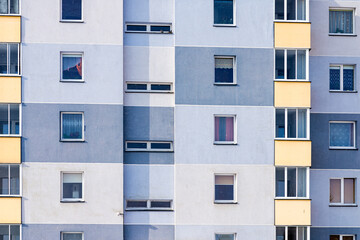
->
[0,77,21,103]
[275,140,311,166]
[274,22,311,49]
[0,198,21,224]
[0,16,21,43]
[274,81,311,108]
[0,137,21,163]
[275,199,311,226]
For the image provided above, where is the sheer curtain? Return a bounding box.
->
[62,114,82,139]
[330,123,353,147]
[0,0,7,14]
[329,10,353,34]
[297,50,306,79]
[297,168,307,197]
[297,109,307,138]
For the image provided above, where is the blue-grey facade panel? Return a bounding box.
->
[124,106,174,141]
[124,225,174,240]
[22,224,123,239]
[310,56,360,113]
[311,113,360,169]
[124,152,174,164]
[311,228,360,240]
[22,103,123,163]
[175,47,273,106]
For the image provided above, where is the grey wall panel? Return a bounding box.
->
[124,225,174,240]
[124,152,174,164]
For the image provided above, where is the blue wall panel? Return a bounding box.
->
[311,228,360,240]
[124,225,174,240]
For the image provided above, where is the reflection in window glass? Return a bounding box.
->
[63,173,83,200]
[214,0,234,25]
[62,54,82,81]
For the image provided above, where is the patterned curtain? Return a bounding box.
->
[343,66,354,91]
[330,123,354,147]
[62,114,83,139]
[329,67,340,90]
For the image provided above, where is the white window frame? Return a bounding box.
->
[60,52,84,82]
[274,49,309,81]
[329,178,356,206]
[214,115,237,145]
[125,23,172,34]
[60,171,84,202]
[125,141,173,152]
[276,226,310,240]
[125,81,173,93]
[0,0,21,15]
[214,56,237,85]
[0,103,21,137]
[275,167,310,199]
[126,199,173,211]
[274,0,309,22]
[330,235,356,240]
[0,164,22,197]
[329,64,356,92]
[214,174,237,204]
[60,0,83,22]
[0,225,22,240]
[61,232,84,240]
[213,0,236,27]
[329,121,356,149]
[329,8,355,36]
[275,108,310,140]
[0,43,20,76]
[215,233,237,240]
[60,112,84,142]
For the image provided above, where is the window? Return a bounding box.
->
[214,0,234,25]
[214,115,236,144]
[61,232,83,240]
[215,174,236,203]
[330,235,355,240]
[61,0,82,21]
[0,165,20,196]
[215,233,236,240]
[61,112,84,141]
[125,23,172,33]
[61,53,83,82]
[330,178,356,205]
[276,167,308,198]
[126,82,173,93]
[330,65,355,91]
[276,226,309,240]
[125,141,173,152]
[329,122,356,149]
[329,9,354,35]
[126,200,173,211]
[0,104,20,136]
[275,108,309,139]
[0,43,19,75]
[275,49,308,80]
[0,225,20,240]
[275,0,307,21]
[215,56,236,84]
[0,0,19,14]
[61,172,83,202]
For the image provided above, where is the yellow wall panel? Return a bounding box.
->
[0,198,21,223]
[275,140,311,166]
[274,81,311,108]
[0,16,21,43]
[0,77,21,103]
[0,138,21,164]
[274,22,311,48]
[275,199,311,226]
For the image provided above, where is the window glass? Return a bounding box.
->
[329,10,353,34]
[276,227,285,240]
[215,57,234,83]
[127,200,147,208]
[343,66,354,91]
[151,84,171,91]
[127,84,147,90]
[287,109,296,138]
[215,175,234,201]
[0,44,7,74]
[62,0,82,20]
[63,173,82,200]
[0,104,8,134]
[276,109,285,138]
[9,44,18,74]
[344,178,355,204]
[150,201,171,208]
[297,0,306,20]
[297,168,307,197]
[330,66,341,90]
[62,113,83,140]
[343,237,354,240]
[275,50,285,79]
[127,25,147,31]
[287,168,296,197]
[9,0,18,14]
[150,143,171,149]
[215,234,235,240]
[0,0,7,14]
[298,227,307,240]
[288,227,296,240]
[330,179,341,203]
[150,25,171,32]
[287,0,296,20]
[297,50,306,79]
[9,104,19,135]
[276,167,285,197]
[127,142,147,149]
[298,109,307,138]
[10,225,20,240]
[10,165,19,195]
[275,0,284,20]
[62,54,82,81]
[0,225,8,240]
[287,50,296,79]
[0,165,9,194]
[63,233,83,240]
[214,0,234,25]
[330,122,354,147]
[215,116,234,142]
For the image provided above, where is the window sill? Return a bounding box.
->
[329,147,358,150]
[214,83,237,86]
[0,135,21,138]
[0,14,21,16]
[60,139,85,143]
[0,74,21,77]
[274,138,310,141]
[273,20,310,23]
[329,90,357,93]
[61,200,85,203]
[275,197,310,200]
[214,142,237,145]
[274,79,310,82]
[125,31,173,34]
[125,90,174,94]
[60,79,85,83]
[214,201,238,204]
[213,24,236,28]
[329,33,357,37]
[60,20,84,23]
[329,204,357,207]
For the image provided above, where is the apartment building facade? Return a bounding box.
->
[0,0,357,239]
